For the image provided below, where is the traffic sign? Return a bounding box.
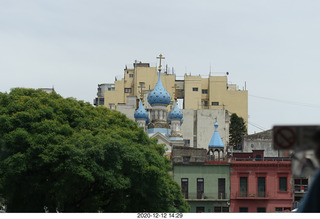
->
[273,125,320,150]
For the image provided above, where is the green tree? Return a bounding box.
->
[229,113,247,150]
[0,88,189,212]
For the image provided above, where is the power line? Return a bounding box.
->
[249,94,320,109]
[248,121,267,132]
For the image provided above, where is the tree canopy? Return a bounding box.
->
[0,88,189,212]
[229,113,247,150]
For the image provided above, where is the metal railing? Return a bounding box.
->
[231,157,291,161]
[183,192,229,200]
[232,192,269,198]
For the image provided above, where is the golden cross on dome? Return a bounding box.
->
[157,54,165,72]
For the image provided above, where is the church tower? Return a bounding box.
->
[134,100,149,131]
[208,122,225,161]
[169,101,183,138]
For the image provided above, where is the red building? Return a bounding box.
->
[230,150,292,212]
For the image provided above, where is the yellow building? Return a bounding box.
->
[184,74,248,125]
[103,62,174,110]
[101,58,248,126]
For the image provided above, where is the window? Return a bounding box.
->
[258,177,266,197]
[214,207,228,212]
[196,207,205,213]
[124,88,132,93]
[240,177,248,197]
[255,154,261,161]
[202,100,208,107]
[197,178,204,199]
[183,156,190,163]
[184,139,190,146]
[99,98,104,105]
[211,102,219,106]
[202,89,208,94]
[275,207,282,212]
[218,178,226,199]
[222,207,229,212]
[294,178,308,192]
[181,178,188,199]
[279,177,287,192]
[239,207,248,212]
[192,87,198,91]
[257,207,266,212]
[129,74,134,78]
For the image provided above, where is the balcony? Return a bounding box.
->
[294,185,308,193]
[183,192,229,201]
[232,192,269,199]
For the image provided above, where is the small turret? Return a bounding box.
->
[169,102,183,138]
[208,122,225,160]
[134,100,149,131]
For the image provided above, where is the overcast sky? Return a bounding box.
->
[1,0,320,134]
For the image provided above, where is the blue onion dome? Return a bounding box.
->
[147,72,171,105]
[209,122,224,148]
[169,102,183,121]
[134,100,149,123]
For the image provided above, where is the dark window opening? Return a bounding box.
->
[257,207,266,212]
[239,207,248,212]
[183,156,190,163]
[181,178,188,199]
[279,177,287,192]
[193,87,198,91]
[211,102,219,106]
[255,154,261,161]
[258,177,266,197]
[196,207,205,213]
[218,178,226,199]
[197,178,204,199]
[202,89,208,94]
[184,139,190,146]
[240,177,248,197]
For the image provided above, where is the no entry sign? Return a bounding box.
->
[273,125,320,150]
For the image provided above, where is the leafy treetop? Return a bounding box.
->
[0,88,189,212]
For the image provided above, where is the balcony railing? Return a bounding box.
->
[231,157,291,161]
[294,185,308,193]
[232,192,269,199]
[183,192,229,200]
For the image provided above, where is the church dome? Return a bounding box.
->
[134,100,149,124]
[147,72,171,106]
[208,122,224,148]
[169,102,183,123]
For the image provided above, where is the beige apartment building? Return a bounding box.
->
[98,61,248,124]
[94,57,248,149]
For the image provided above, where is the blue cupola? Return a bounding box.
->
[134,100,149,124]
[169,102,183,124]
[147,72,171,106]
[209,122,224,148]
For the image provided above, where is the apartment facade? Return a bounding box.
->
[96,58,248,126]
[230,151,293,212]
[172,147,230,213]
